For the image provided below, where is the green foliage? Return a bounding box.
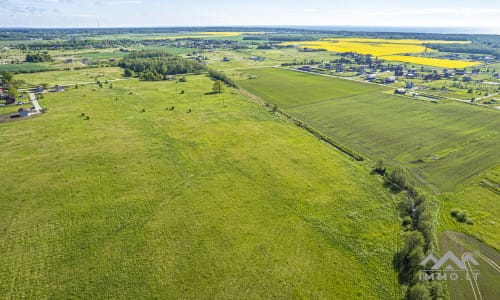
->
[119,50,204,81]
[1,71,14,82]
[212,80,225,94]
[450,208,472,224]
[389,167,408,189]
[374,159,386,175]
[123,68,133,77]
[408,283,432,300]
[208,69,236,87]
[26,52,53,63]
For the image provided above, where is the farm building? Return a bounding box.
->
[455,69,466,76]
[385,76,396,83]
[366,74,377,81]
[299,66,313,71]
[394,88,406,95]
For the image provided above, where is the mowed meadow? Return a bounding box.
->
[236,67,500,193]
[0,74,400,299]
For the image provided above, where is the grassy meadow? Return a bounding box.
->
[236,67,500,193]
[15,67,124,87]
[0,74,401,299]
[439,166,500,250]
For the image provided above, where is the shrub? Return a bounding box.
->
[374,159,386,175]
[451,209,470,223]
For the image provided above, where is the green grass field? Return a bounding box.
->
[236,67,500,193]
[439,231,500,300]
[15,67,124,87]
[439,166,500,250]
[0,74,401,299]
[0,63,56,74]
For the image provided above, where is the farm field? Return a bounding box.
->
[236,67,500,193]
[15,67,124,87]
[281,37,481,68]
[235,67,385,107]
[0,62,56,74]
[439,166,500,250]
[0,74,400,299]
[439,231,500,300]
[1,25,499,300]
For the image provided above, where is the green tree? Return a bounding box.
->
[124,68,133,77]
[1,71,14,83]
[212,80,225,94]
[408,283,431,300]
[375,159,386,175]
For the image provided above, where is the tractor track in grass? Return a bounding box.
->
[444,231,500,274]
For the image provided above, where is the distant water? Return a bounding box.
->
[272,25,499,35]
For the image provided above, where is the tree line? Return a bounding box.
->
[425,43,500,59]
[375,162,444,300]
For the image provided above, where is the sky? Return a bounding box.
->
[1,0,499,33]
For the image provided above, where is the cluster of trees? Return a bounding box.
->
[423,71,442,81]
[376,162,442,300]
[26,52,53,62]
[281,59,322,67]
[0,71,20,102]
[425,43,500,59]
[207,69,236,87]
[338,52,376,64]
[119,50,205,81]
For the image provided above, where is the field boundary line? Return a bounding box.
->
[238,87,365,162]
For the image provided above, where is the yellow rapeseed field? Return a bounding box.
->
[281,38,479,68]
[283,40,426,56]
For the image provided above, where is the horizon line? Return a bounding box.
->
[0,25,498,35]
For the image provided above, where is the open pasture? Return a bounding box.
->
[0,73,399,299]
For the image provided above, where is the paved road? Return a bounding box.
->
[28,93,42,111]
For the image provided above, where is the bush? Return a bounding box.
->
[408,283,432,300]
[374,159,386,175]
[451,209,470,223]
